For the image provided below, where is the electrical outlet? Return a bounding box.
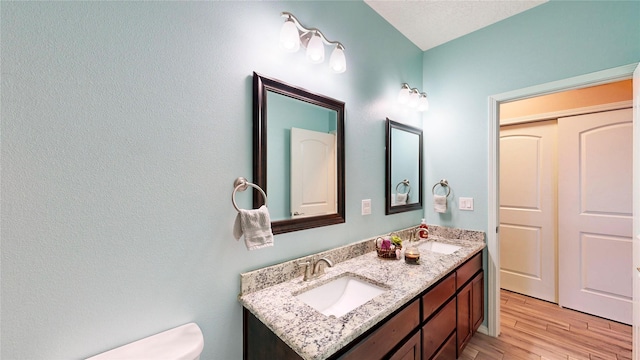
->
[361,199,372,215]
[459,197,474,211]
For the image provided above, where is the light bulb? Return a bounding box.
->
[408,89,420,108]
[417,93,429,112]
[329,45,346,73]
[279,18,300,52]
[397,84,411,104]
[306,32,325,64]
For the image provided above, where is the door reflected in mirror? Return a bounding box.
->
[385,118,423,215]
[253,72,345,234]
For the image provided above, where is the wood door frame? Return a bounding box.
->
[487,63,639,338]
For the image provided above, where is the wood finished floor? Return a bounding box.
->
[459,290,632,360]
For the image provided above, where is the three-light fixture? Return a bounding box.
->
[398,83,429,112]
[279,12,346,73]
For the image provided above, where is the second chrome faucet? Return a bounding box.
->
[300,257,333,281]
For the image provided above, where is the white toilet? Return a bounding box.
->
[87,323,204,360]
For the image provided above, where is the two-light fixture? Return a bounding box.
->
[398,83,429,112]
[279,12,346,73]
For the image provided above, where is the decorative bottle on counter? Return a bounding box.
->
[419,218,428,239]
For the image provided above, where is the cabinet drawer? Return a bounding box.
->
[422,298,456,360]
[340,300,420,360]
[431,332,456,360]
[422,272,455,321]
[388,330,421,360]
[457,252,482,290]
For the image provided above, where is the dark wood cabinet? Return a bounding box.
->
[243,250,484,360]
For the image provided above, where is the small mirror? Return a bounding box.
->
[385,118,423,215]
[253,72,345,234]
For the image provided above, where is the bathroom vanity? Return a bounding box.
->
[239,226,485,360]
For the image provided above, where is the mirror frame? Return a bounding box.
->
[253,72,345,234]
[385,118,423,215]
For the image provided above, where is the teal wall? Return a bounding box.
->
[1,1,423,359]
[422,0,640,230]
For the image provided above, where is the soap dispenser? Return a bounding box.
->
[419,218,429,239]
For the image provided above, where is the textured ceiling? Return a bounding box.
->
[364,0,548,51]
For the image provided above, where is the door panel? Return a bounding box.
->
[558,108,633,324]
[290,127,336,218]
[500,120,557,302]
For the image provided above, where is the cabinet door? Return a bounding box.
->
[472,271,484,332]
[456,281,472,355]
[389,331,421,360]
[456,271,484,356]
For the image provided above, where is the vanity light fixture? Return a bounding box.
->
[397,83,429,112]
[279,12,347,73]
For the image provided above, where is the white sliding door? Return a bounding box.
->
[500,120,557,303]
[558,108,633,325]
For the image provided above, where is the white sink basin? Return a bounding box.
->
[295,274,388,318]
[421,242,462,255]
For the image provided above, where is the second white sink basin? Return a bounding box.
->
[295,274,388,318]
[421,241,462,254]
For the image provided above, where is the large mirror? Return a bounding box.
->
[385,118,423,215]
[253,72,345,234]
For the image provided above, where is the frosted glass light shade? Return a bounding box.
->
[397,84,411,104]
[279,19,300,52]
[417,94,429,112]
[408,90,420,108]
[329,46,346,73]
[306,33,325,64]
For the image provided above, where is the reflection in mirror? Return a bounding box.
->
[385,118,423,215]
[253,72,345,234]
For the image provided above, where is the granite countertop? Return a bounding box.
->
[239,229,485,360]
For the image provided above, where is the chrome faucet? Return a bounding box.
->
[300,257,334,281]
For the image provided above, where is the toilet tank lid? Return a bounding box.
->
[87,323,204,360]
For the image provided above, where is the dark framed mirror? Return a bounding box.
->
[385,118,423,215]
[253,72,345,234]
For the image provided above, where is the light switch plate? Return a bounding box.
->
[459,197,474,211]
[362,199,372,215]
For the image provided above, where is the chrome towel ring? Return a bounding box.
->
[432,179,451,197]
[395,179,411,195]
[232,177,267,212]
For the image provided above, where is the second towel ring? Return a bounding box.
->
[395,179,411,195]
[232,177,267,212]
[432,179,451,197]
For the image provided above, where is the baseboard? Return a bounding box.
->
[477,325,489,336]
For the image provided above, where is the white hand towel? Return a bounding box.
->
[396,192,408,205]
[233,205,274,250]
[434,195,447,213]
